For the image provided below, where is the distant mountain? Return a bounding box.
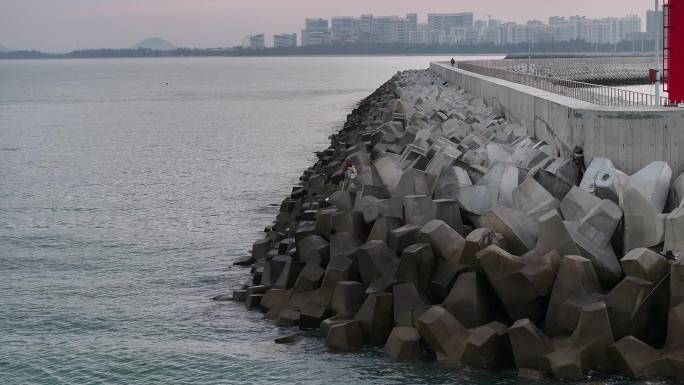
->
[131,38,177,51]
[0,45,10,52]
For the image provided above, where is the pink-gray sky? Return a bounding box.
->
[1,0,655,52]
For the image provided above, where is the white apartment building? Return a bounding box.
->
[273,33,297,48]
[354,15,374,42]
[585,18,620,44]
[427,13,474,43]
[619,14,642,41]
[248,34,265,49]
[302,18,331,46]
[331,16,356,43]
[409,23,430,44]
[372,16,402,43]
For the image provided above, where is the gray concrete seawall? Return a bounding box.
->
[430,61,684,175]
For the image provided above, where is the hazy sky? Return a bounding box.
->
[1,0,655,52]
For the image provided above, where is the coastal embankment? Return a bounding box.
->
[219,68,684,380]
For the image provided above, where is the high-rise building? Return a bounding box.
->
[427,13,474,43]
[273,33,297,48]
[586,18,620,44]
[354,14,374,42]
[248,34,265,49]
[406,13,418,33]
[647,9,664,40]
[409,23,430,44]
[302,18,331,46]
[619,15,642,41]
[548,16,585,41]
[331,16,356,43]
[372,16,402,43]
[647,9,662,41]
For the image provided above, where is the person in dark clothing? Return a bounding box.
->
[450,58,456,67]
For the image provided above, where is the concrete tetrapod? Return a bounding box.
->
[543,255,604,336]
[331,281,366,317]
[416,305,470,362]
[332,211,368,245]
[326,320,365,352]
[609,262,684,378]
[479,205,536,254]
[564,199,624,287]
[461,321,513,369]
[430,258,469,302]
[559,186,602,222]
[620,247,670,283]
[604,276,653,340]
[509,302,614,379]
[478,245,558,323]
[625,161,672,213]
[401,195,435,226]
[393,168,436,198]
[460,227,506,272]
[535,211,580,257]
[384,327,423,360]
[320,314,351,338]
[354,293,394,346]
[417,219,466,263]
[367,216,402,244]
[442,271,492,328]
[356,240,399,287]
[394,243,437,301]
[623,187,667,253]
[393,283,428,327]
[387,224,420,254]
[297,235,330,267]
[261,288,292,319]
[665,207,684,254]
[292,264,325,292]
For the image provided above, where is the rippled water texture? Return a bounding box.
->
[0,56,671,385]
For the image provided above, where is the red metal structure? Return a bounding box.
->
[664,0,684,103]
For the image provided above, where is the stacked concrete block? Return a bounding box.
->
[620,248,670,283]
[478,245,558,323]
[610,263,684,378]
[226,69,684,380]
[543,255,604,336]
[394,243,436,301]
[416,306,470,362]
[384,327,423,360]
[417,219,466,263]
[509,302,614,379]
[564,199,624,287]
[354,293,394,345]
[326,320,364,352]
[461,322,513,369]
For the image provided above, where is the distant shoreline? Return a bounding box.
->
[0,40,657,60]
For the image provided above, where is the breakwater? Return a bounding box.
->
[221,68,684,381]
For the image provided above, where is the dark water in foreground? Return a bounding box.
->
[0,56,671,384]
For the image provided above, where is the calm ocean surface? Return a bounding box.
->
[0,56,670,385]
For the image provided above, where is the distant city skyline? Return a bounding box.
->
[1,0,655,52]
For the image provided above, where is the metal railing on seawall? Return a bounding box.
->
[457,61,670,107]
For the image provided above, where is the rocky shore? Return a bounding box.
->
[222,69,684,380]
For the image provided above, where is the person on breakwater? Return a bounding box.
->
[341,158,357,191]
[451,58,456,67]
